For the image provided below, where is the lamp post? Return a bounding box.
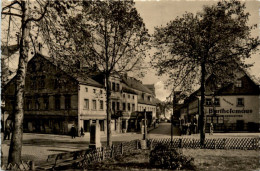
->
[171,90,175,146]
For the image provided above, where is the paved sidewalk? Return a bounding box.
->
[1,124,259,166]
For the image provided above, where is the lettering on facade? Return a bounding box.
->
[209,108,253,114]
[222,98,234,106]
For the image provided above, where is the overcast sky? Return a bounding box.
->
[135,0,260,101]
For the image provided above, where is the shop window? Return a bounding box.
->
[117,102,120,110]
[92,100,97,110]
[43,96,49,110]
[65,95,71,109]
[99,100,104,110]
[205,98,212,106]
[84,99,89,109]
[55,95,60,110]
[123,103,126,111]
[235,80,242,88]
[128,103,131,111]
[214,98,220,106]
[237,98,244,106]
[213,117,218,124]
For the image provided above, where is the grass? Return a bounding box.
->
[83,149,260,170]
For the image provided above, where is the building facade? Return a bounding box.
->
[3,54,106,135]
[179,71,260,132]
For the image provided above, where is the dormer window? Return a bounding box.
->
[235,80,242,88]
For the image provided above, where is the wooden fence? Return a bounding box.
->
[1,161,35,170]
[148,137,260,150]
[64,140,139,169]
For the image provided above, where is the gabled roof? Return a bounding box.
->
[122,84,138,95]
[122,76,153,94]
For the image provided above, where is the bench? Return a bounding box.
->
[37,149,91,170]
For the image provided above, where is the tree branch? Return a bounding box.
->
[1,12,22,18]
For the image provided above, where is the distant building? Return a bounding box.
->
[179,71,260,132]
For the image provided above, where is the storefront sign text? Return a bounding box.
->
[209,108,253,114]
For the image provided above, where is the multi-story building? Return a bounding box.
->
[3,53,106,135]
[179,71,260,132]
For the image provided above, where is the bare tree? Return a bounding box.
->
[1,0,77,164]
[151,0,259,146]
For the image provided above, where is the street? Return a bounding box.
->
[1,123,260,166]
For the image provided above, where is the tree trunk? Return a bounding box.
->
[8,1,31,164]
[105,74,112,147]
[199,61,206,146]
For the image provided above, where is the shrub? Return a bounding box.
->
[149,144,195,170]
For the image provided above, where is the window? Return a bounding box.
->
[206,117,211,124]
[142,94,144,100]
[205,98,212,106]
[148,96,151,101]
[92,100,97,110]
[55,96,60,110]
[214,98,220,106]
[132,104,135,112]
[84,99,89,109]
[123,94,125,98]
[112,82,116,91]
[65,95,71,109]
[26,98,32,110]
[235,80,242,88]
[123,103,126,111]
[133,95,135,99]
[39,76,45,89]
[128,103,131,111]
[237,98,244,106]
[218,117,224,124]
[43,96,49,110]
[85,87,88,92]
[30,77,36,90]
[54,79,60,89]
[128,95,130,99]
[100,90,103,94]
[93,89,96,93]
[116,83,119,92]
[117,102,120,110]
[112,101,115,112]
[35,98,40,110]
[100,100,104,110]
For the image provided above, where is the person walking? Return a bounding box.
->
[4,123,11,140]
[70,125,76,139]
[210,123,214,135]
[80,127,85,137]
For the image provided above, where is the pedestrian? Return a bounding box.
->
[80,127,85,137]
[210,123,214,135]
[70,125,76,139]
[4,123,11,140]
